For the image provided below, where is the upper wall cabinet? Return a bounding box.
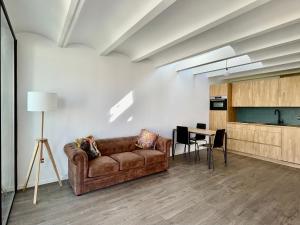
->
[279,76,300,107]
[231,75,300,107]
[209,83,228,96]
[252,78,279,107]
[232,80,253,107]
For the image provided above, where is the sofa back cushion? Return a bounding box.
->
[95,136,138,156]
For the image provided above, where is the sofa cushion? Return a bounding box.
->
[110,152,144,170]
[96,136,138,156]
[88,156,119,177]
[133,150,165,165]
[136,129,158,149]
[75,135,101,160]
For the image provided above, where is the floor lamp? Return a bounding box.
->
[23,91,62,204]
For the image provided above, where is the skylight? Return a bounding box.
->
[175,45,236,72]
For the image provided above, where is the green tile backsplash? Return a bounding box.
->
[236,108,300,125]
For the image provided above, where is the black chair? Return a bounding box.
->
[175,126,197,157]
[189,123,207,150]
[200,129,226,169]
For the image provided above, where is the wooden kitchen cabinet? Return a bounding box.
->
[209,83,228,97]
[227,122,282,161]
[242,141,255,155]
[227,123,255,142]
[282,127,300,164]
[227,123,300,168]
[232,80,253,107]
[209,111,227,131]
[227,139,254,154]
[279,76,300,106]
[253,125,282,147]
[254,143,281,160]
[231,75,300,107]
[252,78,279,106]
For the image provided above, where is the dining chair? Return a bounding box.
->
[189,123,207,150]
[175,126,197,157]
[200,129,226,169]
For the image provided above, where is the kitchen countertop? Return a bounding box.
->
[228,121,300,128]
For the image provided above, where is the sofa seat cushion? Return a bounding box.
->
[133,150,165,165]
[110,152,144,170]
[88,156,119,177]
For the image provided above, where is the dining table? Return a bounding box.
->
[172,127,225,169]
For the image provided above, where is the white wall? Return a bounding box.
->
[17,33,209,188]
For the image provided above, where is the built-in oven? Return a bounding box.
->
[210,96,227,110]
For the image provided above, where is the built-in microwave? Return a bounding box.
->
[210,96,227,110]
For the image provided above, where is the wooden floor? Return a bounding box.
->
[9,151,300,225]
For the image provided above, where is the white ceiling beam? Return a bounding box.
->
[98,0,176,56]
[191,40,300,75]
[193,52,300,77]
[248,41,300,62]
[261,53,300,67]
[57,0,86,47]
[131,0,270,62]
[151,0,300,67]
[222,68,300,82]
[207,54,300,78]
[223,62,300,80]
[176,22,300,72]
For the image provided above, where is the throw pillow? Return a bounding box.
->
[75,135,100,160]
[136,129,158,149]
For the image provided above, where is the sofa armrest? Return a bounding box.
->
[156,136,171,157]
[64,143,88,166]
[64,143,89,195]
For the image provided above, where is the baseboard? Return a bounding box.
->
[17,175,68,190]
[229,150,300,169]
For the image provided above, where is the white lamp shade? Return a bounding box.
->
[27,92,58,112]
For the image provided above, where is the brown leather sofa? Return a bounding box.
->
[64,135,171,195]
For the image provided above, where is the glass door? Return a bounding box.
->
[1,2,17,224]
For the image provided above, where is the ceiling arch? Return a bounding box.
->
[4,0,300,79]
[5,0,71,42]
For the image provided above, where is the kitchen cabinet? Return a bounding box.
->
[227,139,254,154]
[282,127,300,164]
[232,80,253,107]
[227,122,300,166]
[253,143,281,160]
[209,83,228,97]
[252,78,279,106]
[209,83,233,131]
[209,111,227,131]
[253,126,281,146]
[279,76,300,106]
[231,75,300,107]
[227,123,255,142]
[227,122,283,162]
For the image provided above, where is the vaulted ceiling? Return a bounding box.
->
[4,0,300,79]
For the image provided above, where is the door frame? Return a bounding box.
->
[0,0,17,224]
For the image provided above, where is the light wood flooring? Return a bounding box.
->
[8,151,300,225]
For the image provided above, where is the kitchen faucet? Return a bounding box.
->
[274,109,284,125]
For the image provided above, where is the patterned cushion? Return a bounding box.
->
[75,135,101,160]
[136,129,158,149]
